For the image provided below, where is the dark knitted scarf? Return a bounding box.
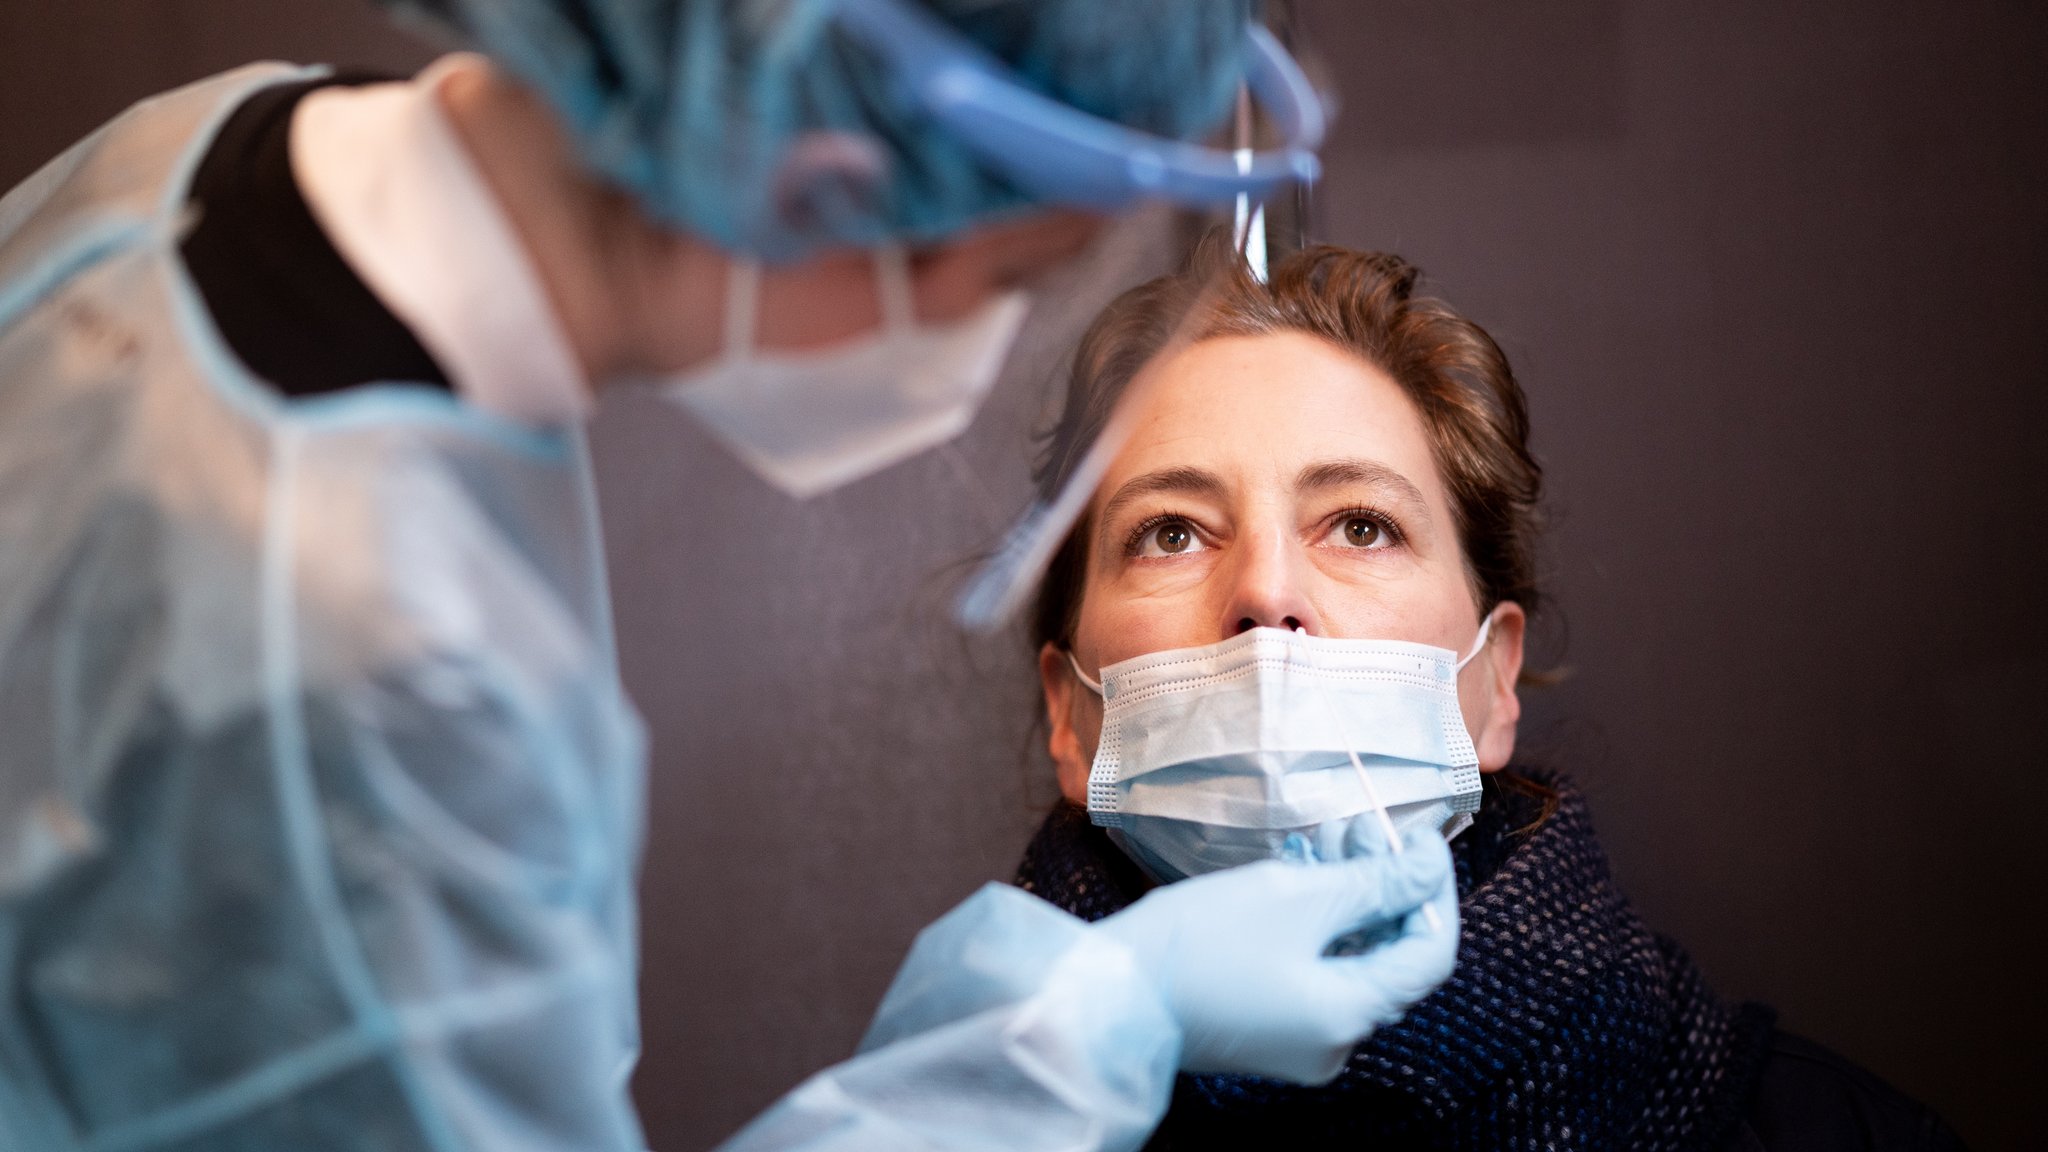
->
[1015,771,1777,1151]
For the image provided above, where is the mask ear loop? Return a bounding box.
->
[1066,650,1104,696]
[872,244,917,333]
[1454,608,1497,672]
[723,257,761,360]
[1298,624,1447,934]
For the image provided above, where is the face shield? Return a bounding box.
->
[931,0,1325,629]
[389,0,1323,259]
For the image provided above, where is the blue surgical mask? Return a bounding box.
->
[1069,617,1496,882]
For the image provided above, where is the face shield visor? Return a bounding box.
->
[953,214,1311,629]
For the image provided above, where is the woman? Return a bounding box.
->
[1014,240,1964,1150]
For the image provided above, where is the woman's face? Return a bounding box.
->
[1039,331,1526,805]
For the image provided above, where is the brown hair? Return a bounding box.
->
[1031,235,1545,652]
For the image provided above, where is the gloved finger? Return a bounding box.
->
[1339,814,1398,860]
[1279,830,1317,865]
[1286,875,1459,1084]
[1320,867,1460,1028]
[1399,823,1448,858]
[1314,832,1452,936]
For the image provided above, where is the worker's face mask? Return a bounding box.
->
[659,245,1030,498]
[1071,618,1495,883]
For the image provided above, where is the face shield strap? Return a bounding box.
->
[830,0,1325,211]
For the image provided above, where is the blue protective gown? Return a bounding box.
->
[0,66,1177,1152]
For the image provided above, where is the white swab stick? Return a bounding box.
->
[1344,744,1444,934]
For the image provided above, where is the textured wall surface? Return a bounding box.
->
[1293,7,2045,1149]
[2,2,2040,1149]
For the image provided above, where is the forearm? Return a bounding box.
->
[718,883,1179,1152]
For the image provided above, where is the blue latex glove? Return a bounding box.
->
[1096,826,1459,1083]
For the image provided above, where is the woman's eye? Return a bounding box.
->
[1135,519,1205,558]
[1330,515,1393,550]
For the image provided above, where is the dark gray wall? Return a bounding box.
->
[2,3,2039,1150]
[1295,7,2046,1151]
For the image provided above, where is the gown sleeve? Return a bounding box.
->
[718,883,1181,1152]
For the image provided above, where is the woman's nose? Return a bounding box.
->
[1220,528,1320,637]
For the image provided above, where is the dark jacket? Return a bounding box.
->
[1015,775,1966,1151]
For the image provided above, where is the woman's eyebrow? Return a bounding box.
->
[1295,459,1431,516]
[1097,465,1229,529]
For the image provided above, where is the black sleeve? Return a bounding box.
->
[1737,1032,1968,1152]
[179,72,452,397]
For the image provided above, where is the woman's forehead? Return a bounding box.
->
[1103,331,1445,499]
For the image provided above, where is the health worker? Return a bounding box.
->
[0,2,1460,1150]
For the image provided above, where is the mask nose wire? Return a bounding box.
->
[1296,624,1443,934]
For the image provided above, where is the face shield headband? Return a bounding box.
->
[830,0,1325,212]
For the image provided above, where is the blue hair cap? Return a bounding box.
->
[388,0,1318,259]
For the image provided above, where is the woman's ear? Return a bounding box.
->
[1473,603,1527,772]
[1038,642,1098,806]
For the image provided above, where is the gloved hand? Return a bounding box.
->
[1094,827,1459,1084]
